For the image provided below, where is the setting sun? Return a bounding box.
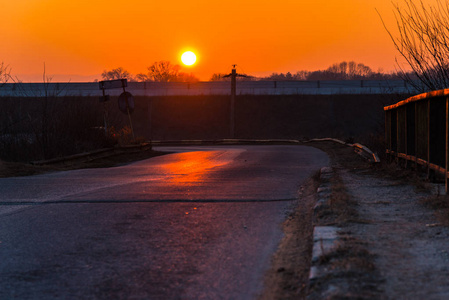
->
[181,51,197,66]
[1,0,430,81]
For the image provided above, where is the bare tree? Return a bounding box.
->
[135,73,150,82]
[347,62,373,79]
[379,0,449,92]
[0,62,11,86]
[294,70,309,80]
[327,62,349,79]
[325,61,374,79]
[138,61,180,82]
[101,67,134,81]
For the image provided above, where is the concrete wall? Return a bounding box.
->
[0,80,418,97]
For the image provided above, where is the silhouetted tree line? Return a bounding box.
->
[208,61,414,81]
[101,61,199,83]
[104,60,414,82]
[261,61,410,81]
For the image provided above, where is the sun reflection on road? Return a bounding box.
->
[135,148,245,199]
[161,150,236,187]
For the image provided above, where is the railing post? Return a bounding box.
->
[428,99,431,179]
[444,97,449,195]
[230,67,236,138]
[405,105,408,169]
[397,109,400,164]
[415,102,418,170]
[385,109,390,162]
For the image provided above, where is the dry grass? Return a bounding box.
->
[371,161,433,193]
[318,238,375,272]
[307,141,384,299]
[308,141,372,171]
[0,96,124,162]
[309,235,383,300]
[420,195,449,226]
[330,174,360,226]
[310,140,434,195]
[314,171,361,227]
[259,174,320,300]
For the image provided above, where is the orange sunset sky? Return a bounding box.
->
[0,0,435,82]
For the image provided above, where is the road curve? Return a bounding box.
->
[0,145,328,299]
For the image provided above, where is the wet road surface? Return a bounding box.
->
[0,145,328,299]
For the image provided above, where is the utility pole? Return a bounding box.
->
[223,65,249,138]
[230,65,237,139]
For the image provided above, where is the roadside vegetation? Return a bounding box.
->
[421,195,449,226]
[101,61,200,83]
[0,95,134,162]
[101,60,412,83]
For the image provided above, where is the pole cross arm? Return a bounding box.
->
[222,73,252,78]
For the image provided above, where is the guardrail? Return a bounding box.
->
[384,89,449,192]
[306,138,380,163]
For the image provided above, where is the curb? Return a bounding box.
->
[308,167,342,295]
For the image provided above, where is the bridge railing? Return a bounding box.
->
[384,89,449,192]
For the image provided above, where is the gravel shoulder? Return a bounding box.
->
[307,141,449,299]
[341,168,449,299]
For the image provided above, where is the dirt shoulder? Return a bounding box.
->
[259,142,379,300]
[259,173,320,300]
[307,141,449,299]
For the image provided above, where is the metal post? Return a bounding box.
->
[397,109,400,164]
[405,106,408,169]
[147,99,152,140]
[415,102,418,170]
[101,87,108,136]
[428,99,431,178]
[122,84,135,140]
[444,97,449,195]
[385,109,389,162]
[230,66,236,139]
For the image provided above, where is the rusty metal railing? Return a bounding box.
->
[384,89,449,192]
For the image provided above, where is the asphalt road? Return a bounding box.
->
[0,145,328,299]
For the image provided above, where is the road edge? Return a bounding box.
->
[307,167,342,297]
